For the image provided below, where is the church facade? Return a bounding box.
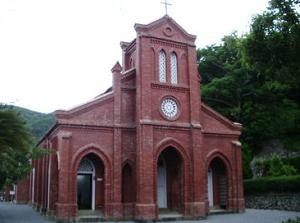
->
[16,15,244,221]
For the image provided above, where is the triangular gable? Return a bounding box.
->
[201,103,242,135]
[134,15,196,45]
[55,91,114,125]
[37,91,114,146]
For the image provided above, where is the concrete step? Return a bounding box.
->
[209,208,230,215]
[76,216,104,222]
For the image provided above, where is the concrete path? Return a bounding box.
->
[0,202,299,223]
[0,202,53,223]
[184,209,300,223]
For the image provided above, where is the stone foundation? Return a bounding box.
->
[245,192,300,212]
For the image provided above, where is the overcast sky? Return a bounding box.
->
[0,0,269,113]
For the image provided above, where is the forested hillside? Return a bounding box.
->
[197,0,300,178]
[11,106,55,142]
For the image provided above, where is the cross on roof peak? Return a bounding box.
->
[161,0,172,15]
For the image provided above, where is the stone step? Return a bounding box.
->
[76,216,105,222]
[209,209,230,215]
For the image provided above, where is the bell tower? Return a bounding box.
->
[134,15,201,125]
[126,15,204,219]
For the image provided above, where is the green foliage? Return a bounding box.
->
[12,106,55,142]
[251,157,270,177]
[281,164,298,176]
[0,105,50,189]
[242,144,253,179]
[0,107,32,189]
[282,156,300,173]
[197,0,300,177]
[269,154,297,177]
[282,217,300,223]
[244,175,300,194]
[251,154,298,177]
[269,154,284,176]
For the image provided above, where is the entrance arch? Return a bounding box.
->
[77,158,95,210]
[207,157,228,209]
[156,147,183,212]
[76,154,105,211]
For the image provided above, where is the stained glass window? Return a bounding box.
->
[159,50,166,82]
[170,52,178,84]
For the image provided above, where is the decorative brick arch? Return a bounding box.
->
[206,149,233,173]
[71,143,112,216]
[155,137,190,163]
[205,149,233,211]
[154,138,190,215]
[122,158,135,169]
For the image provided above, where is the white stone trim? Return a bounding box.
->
[32,168,35,203]
[47,154,52,209]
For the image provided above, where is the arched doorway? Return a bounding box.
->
[157,147,183,212]
[207,157,228,209]
[77,154,104,211]
[77,158,95,210]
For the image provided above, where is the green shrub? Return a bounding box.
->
[242,144,253,179]
[281,164,297,176]
[282,156,300,173]
[251,154,298,177]
[251,157,269,177]
[269,154,283,176]
[282,217,300,223]
[269,154,298,176]
[244,175,300,195]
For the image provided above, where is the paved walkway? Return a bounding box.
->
[192,209,300,223]
[0,202,299,223]
[0,202,53,223]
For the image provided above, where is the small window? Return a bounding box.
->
[170,52,178,84]
[159,50,166,82]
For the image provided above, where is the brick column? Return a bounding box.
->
[232,140,245,212]
[189,126,206,217]
[135,124,156,220]
[108,62,123,218]
[186,43,206,218]
[109,128,122,218]
[55,132,77,221]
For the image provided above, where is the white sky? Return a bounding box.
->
[0,0,269,113]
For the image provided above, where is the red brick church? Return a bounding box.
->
[16,15,244,221]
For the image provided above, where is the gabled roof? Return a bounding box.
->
[201,103,242,134]
[134,15,196,44]
[55,90,113,119]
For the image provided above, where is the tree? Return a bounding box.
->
[197,0,300,177]
[0,105,38,189]
[243,0,300,151]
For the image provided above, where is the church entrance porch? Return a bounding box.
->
[76,154,105,212]
[207,157,228,211]
[156,147,183,216]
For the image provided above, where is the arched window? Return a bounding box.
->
[77,158,94,173]
[170,52,178,84]
[159,50,166,82]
